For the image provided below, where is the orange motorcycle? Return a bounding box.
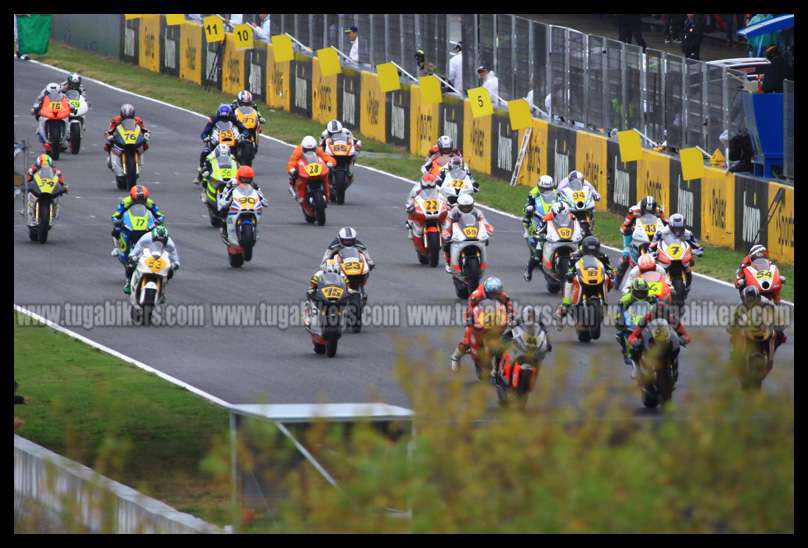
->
[293,152,330,225]
[37,93,72,159]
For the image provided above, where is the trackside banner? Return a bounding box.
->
[575,131,608,212]
[636,149,671,216]
[201,34,223,89]
[733,174,768,253]
[312,57,338,125]
[266,44,291,112]
[439,95,464,159]
[409,84,440,158]
[699,167,736,249]
[514,117,549,187]
[669,158,701,239]
[221,33,246,96]
[462,99,491,175]
[179,22,202,85]
[138,14,160,73]
[386,86,411,148]
[245,44,267,102]
[490,111,517,181]
[548,124,576,185]
[291,54,312,119]
[766,182,794,264]
[360,71,386,143]
[606,138,636,217]
[339,67,361,131]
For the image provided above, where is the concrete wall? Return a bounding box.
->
[14,435,223,534]
[52,14,122,58]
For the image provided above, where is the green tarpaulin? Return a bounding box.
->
[16,15,52,55]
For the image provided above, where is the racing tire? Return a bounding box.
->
[125,154,138,190]
[228,252,245,268]
[314,192,327,226]
[417,252,429,265]
[36,200,51,244]
[208,209,223,228]
[326,336,339,358]
[116,176,128,191]
[641,387,659,409]
[239,224,255,262]
[28,227,38,242]
[333,170,347,205]
[313,343,326,355]
[577,329,592,343]
[546,280,561,294]
[464,255,481,296]
[454,276,470,300]
[671,277,686,308]
[69,123,81,154]
[657,367,675,405]
[495,383,508,407]
[426,232,441,267]
[237,140,255,166]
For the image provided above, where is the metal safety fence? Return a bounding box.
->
[261,14,775,153]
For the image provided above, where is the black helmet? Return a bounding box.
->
[581,236,600,256]
[640,195,656,215]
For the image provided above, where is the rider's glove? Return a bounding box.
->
[327,161,335,168]
[355,139,362,150]
[61,185,69,194]
[405,203,415,214]
[143,132,151,142]
[258,115,266,125]
[288,168,297,179]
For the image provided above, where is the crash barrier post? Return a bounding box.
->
[14,435,222,533]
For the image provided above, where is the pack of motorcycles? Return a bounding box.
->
[25,92,784,409]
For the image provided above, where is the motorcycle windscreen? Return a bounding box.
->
[124,204,155,231]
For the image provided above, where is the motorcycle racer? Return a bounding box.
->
[522,175,558,281]
[216,165,268,237]
[287,136,335,202]
[555,235,615,319]
[320,226,376,270]
[124,224,180,296]
[616,195,668,282]
[622,253,668,293]
[421,135,462,174]
[649,212,704,288]
[230,90,266,125]
[198,143,239,186]
[734,245,786,304]
[442,194,491,273]
[627,301,691,378]
[449,277,517,372]
[111,184,164,230]
[728,285,787,351]
[307,259,350,300]
[104,104,150,170]
[557,169,601,201]
[196,104,249,183]
[25,153,69,195]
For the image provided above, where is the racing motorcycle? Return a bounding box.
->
[493,319,550,409]
[25,166,62,244]
[234,105,260,165]
[304,272,348,357]
[210,120,242,157]
[325,133,358,204]
[439,165,477,206]
[129,241,172,327]
[37,91,71,160]
[558,179,596,236]
[334,247,371,333]
[729,316,776,391]
[220,182,263,268]
[615,213,666,288]
[635,318,681,409]
[408,187,449,267]
[65,89,89,154]
[113,204,157,272]
[655,234,701,308]
[201,156,237,228]
[468,299,510,381]
[425,152,461,177]
[738,257,784,303]
[110,118,147,190]
[569,255,609,342]
[449,214,492,299]
[616,300,652,366]
[540,215,583,294]
[293,152,330,225]
[619,266,673,304]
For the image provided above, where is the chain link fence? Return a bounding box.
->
[267,13,791,152]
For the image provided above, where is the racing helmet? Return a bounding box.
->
[538,175,555,191]
[68,73,82,87]
[129,184,150,202]
[324,259,341,274]
[327,120,343,135]
[749,244,768,261]
[669,213,685,237]
[640,195,656,215]
[448,156,464,171]
[301,135,317,153]
[638,254,656,273]
[236,90,253,106]
[437,135,453,154]
[483,277,503,297]
[631,278,650,301]
[236,165,255,185]
[215,143,231,160]
[120,104,135,119]
[45,82,60,95]
[420,173,437,189]
[567,170,583,182]
[742,285,761,306]
[152,224,169,245]
[216,104,233,119]
[581,235,601,256]
[457,193,474,213]
[34,154,53,169]
[338,226,357,247]
[551,201,569,218]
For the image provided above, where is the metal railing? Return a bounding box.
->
[264,13,779,153]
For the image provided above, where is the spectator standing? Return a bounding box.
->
[682,14,704,60]
[254,14,270,42]
[616,14,647,51]
[662,14,684,43]
[344,25,359,63]
[447,41,463,93]
[746,14,777,57]
[762,45,791,93]
[477,65,502,108]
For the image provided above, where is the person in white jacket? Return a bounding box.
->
[557,170,601,202]
[125,224,180,295]
[447,42,463,93]
[477,65,502,108]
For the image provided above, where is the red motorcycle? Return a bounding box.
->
[293,152,330,226]
[407,188,449,267]
[738,257,785,303]
[37,93,72,160]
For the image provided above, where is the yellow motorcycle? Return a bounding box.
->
[234,106,260,165]
[26,167,63,244]
[569,255,609,342]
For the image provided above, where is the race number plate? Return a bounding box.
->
[557,227,572,239]
[145,257,165,272]
[321,286,345,299]
[462,226,479,238]
[305,163,323,176]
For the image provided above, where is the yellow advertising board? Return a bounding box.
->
[767,182,794,264]
[221,33,245,95]
[232,23,254,50]
[575,131,609,212]
[699,166,736,248]
[462,99,492,175]
[636,149,671,215]
[138,14,161,73]
[467,86,493,118]
[179,22,203,85]
[312,57,338,124]
[165,14,186,26]
[409,84,440,157]
[617,129,642,162]
[203,15,225,43]
[514,117,549,187]
[360,71,386,143]
[266,44,291,111]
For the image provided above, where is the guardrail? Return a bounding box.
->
[15,435,223,534]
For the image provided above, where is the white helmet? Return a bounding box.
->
[338,226,357,247]
[538,175,555,191]
[327,120,343,134]
[324,259,341,274]
[568,170,584,181]
[457,193,474,213]
[301,135,317,152]
[437,135,453,154]
[215,143,231,159]
[551,201,569,217]
[45,82,60,94]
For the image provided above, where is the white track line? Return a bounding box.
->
[14,304,233,408]
[25,58,794,308]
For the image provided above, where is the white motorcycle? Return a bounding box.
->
[558,179,596,236]
[615,213,666,289]
[218,182,263,268]
[540,214,583,294]
[129,242,172,326]
[449,214,491,299]
[440,165,478,206]
[65,90,89,154]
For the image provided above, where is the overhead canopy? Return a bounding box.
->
[738,14,794,38]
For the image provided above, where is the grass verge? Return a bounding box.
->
[29,40,793,301]
[13,312,231,526]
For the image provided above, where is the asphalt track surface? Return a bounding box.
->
[14,60,794,412]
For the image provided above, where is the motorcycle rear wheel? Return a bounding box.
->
[326,336,338,357]
[228,252,245,268]
[36,200,51,244]
[314,192,326,226]
[426,232,440,267]
[69,123,81,154]
[313,342,326,355]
